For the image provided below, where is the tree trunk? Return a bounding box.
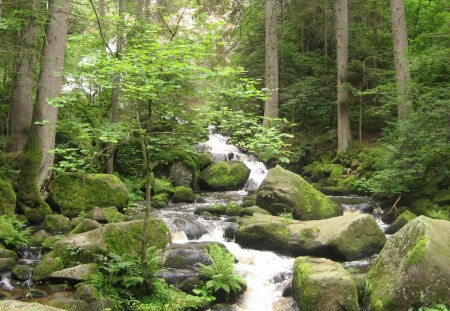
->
[144,0,152,21]
[335,0,351,153]
[0,0,3,19]
[99,0,105,17]
[34,0,72,186]
[137,0,144,20]
[106,0,125,173]
[263,0,278,128]
[390,0,411,117]
[8,0,40,152]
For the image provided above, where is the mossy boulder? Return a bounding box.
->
[0,300,65,311]
[49,173,129,218]
[49,263,98,282]
[0,258,16,272]
[22,204,52,224]
[435,189,450,206]
[46,298,89,311]
[241,196,256,208]
[154,178,174,195]
[0,179,16,216]
[74,282,100,302]
[31,230,51,247]
[169,161,195,188]
[0,248,18,260]
[12,264,33,280]
[385,210,417,234]
[32,257,64,281]
[292,257,358,311]
[197,153,214,169]
[172,186,196,203]
[194,204,226,216]
[70,219,102,234]
[366,216,450,311]
[42,214,71,234]
[101,206,125,223]
[200,161,250,191]
[242,206,272,216]
[256,166,342,220]
[235,213,386,260]
[153,193,169,208]
[55,219,171,264]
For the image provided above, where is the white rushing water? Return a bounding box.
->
[198,134,268,192]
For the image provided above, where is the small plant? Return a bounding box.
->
[279,211,293,219]
[410,304,449,311]
[0,215,31,248]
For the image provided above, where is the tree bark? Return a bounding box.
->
[137,0,144,20]
[34,0,72,186]
[144,0,152,21]
[8,0,40,152]
[263,0,278,128]
[99,0,105,17]
[106,0,125,173]
[335,0,352,153]
[390,0,412,117]
[0,0,3,19]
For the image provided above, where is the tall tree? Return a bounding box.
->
[137,0,144,20]
[335,0,351,152]
[263,0,278,128]
[8,0,40,152]
[34,0,72,186]
[106,0,125,173]
[0,0,2,19]
[99,0,106,17]
[390,0,411,117]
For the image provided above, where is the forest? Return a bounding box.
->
[0,0,449,310]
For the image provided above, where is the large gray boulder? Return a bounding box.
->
[49,263,98,282]
[0,300,65,311]
[49,173,129,218]
[200,161,250,191]
[292,257,358,311]
[235,213,386,260]
[366,216,450,311]
[256,166,342,220]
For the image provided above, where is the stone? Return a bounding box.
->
[172,186,196,203]
[89,207,107,223]
[200,161,250,191]
[366,216,450,311]
[153,193,169,209]
[0,179,16,216]
[12,264,33,281]
[235,213,386,261]
[169,161,195,188]
[49,173,129,218]
[241,196,256,208]
[31,230,51,247]
[74,283,99,303]
[435,189,450,205]
[32,258,63,282]
[358,203,374,214]
[170,218,207,240]
[46,298,89,311]
[0,300,65,311]
[70,219,102,234]
[272,298,299,311]
[0,258,16,272]
[55,219,171,264]
[0,248,18,260]
[241,206,272,216]
[385,210,417,234]
[256,166,342,220]
[292,257,358,311]
[154,178,174,195]
[42,214,71,234]
[49,264,98,282]
[88,298,117,311]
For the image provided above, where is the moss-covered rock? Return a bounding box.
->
[172,186,196,203]
[55,219,171,264]
[22,204,52,224]
[241,206,272,216]
[0,248,18,260]
[42,214,70,234]
[292,257,358,311]
[385,210,417,234]
[49,173,129,218]
[366,216,450,311]
[32,257,64,281]
[197,153,214,169]
[256,166,342,220]
[153,193,169,208]
[0,258,16,272]
[435,189,450,206]
[49,263,98,282]
[194,204,226,216]
[0,179,16,216]
[154,178,174,195]
[12,264,33,280]
[31,230,51,247]
[70,219,102,234]
[0,300,65,311]
[235,213,386,260]
[46,298,89,311]
[200,161,250,191]
[74,282,100,302]
[101,206,125,223]
[241,196,256,208]
[225,203,245,216]
[169,161,195,188]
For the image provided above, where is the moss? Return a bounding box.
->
[154,178,174,195]
[197,153,214,169]
[102,206,125,223]
[49,173,129,217]
[200,161,250,191]
[385,210,417,234]
[42,214,71,234]
[155,149,201,188]
[32,257,63,281]
[241,196,256,208]
[225,203,244,216]
[406,236,428,267]
[236,220,290,253]
[172,186,196,203]
[70,219,102,234]
[292,261,321,308]
[0,179,16,216]
[153,193,169,208]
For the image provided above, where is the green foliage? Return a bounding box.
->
[0,215,31,248]
[196,244,246,302]
[412,305,449,311]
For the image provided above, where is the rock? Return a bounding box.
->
[385,210,417,234]
[224,224,238,241]
[70,217,85,229]
[235,213,386,260]
[74,283,99,303]
[242,206,272,216]
[200,161,250,191]
[224,203,245,216]
[272,297,299,311]
[194,204,226,215]
[256,166,342,220]
[358,203,374,214]
[211,304,240,311]
[49,173,129,218]
[22,204,52,224]
[42,214,71,234]
[31,230,51,247]
[153,193,169,209]
[292,257,358,311]
[12,264,33,280]
[55,219,171,264]
[32,257,63,281]
[282,283,293,297]
[197,153,214,170]
[155,268,198,287]
[179,276,203,294]
[163,244,213,270]
[170,218,207,239]
[172,186,196,203]
[88,298,117,311]
[0,300,65,311]
[102,207,125,223]
[434,189,450,205]
[47,298,89,311]
[49,263,98,282]
[70,219,102,234]
[0,258,16,272]
[0,179,16,216]
[169,161,195,187]
[154,178,174,195]
[89,207,107,223]
[241,196,256,208]
[0,248,18,260]
[27,289,48,298]
[366,216,450,310]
